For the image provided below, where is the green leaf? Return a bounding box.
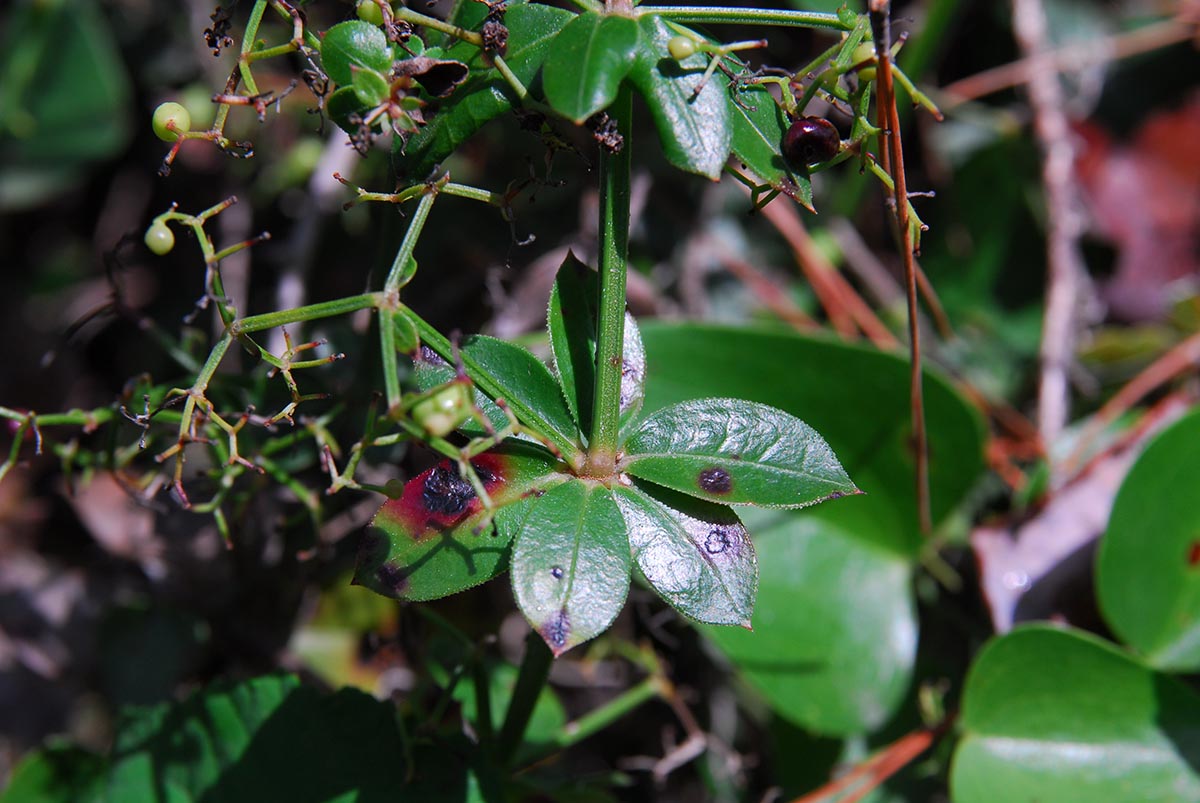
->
[457,334,583,452]
[542,12,640,124]
[628,15,731,180]
[510,479,632,656]
[614,483,755,626]
[394,3,573,180]
[0,1,131,210]
[357,444,566,601]
[326,85,371,134]
[623,397,857,508]
[351,65,391,106]
[705,507,916,734]
[639,322,985,555]
[0,744,105,803]
[951,625,1200,803]
[105,674,409,801]
[728,83,815,210]
[547,252,647,438]
[1097,409,1200,671]
[321,20,394,87]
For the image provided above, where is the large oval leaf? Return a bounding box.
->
[541,12,640,123]
[615,483,755,626]
[510,479,632,656]
[705,507,916,734]
[627,15,731,180]
[639,323,985,555]
[321,20,393,87]
[394,3,573,180]
[951,625,1200,803]
[623,397,857,508]
[1097,409,1200,671]
[356,444,567,601]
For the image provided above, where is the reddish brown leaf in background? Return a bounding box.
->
[1075,93,1200,321]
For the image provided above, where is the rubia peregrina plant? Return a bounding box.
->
[3,0,946,659]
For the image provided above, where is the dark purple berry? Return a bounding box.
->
[782,117,840,168]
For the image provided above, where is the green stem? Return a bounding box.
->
[640,6,851,31]
[585,86,632,475]
[385,191,438,294]
[496,632,553,766]
[526,676,661,761]
[233,293,380,334]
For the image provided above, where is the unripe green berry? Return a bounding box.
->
[144,222,175,255]
[412,382,472,438]
[668,36,698,61]
[356,0,386,25]
[852,42,877,83]
[152,102,191,142]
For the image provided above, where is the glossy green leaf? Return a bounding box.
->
[547,253,647,437]
[351,65,391,106]
[704,507,916,734]
[457,334,582,452]
[952,625,1200,803]
[728,83,814,210]
[104,674,408,801]
[1,744,104,803]
[357,443,566,601]
[394,4,573,180]
[0,1,131,210]
[623,397,858,508]
[628,15,731,180]
[1097,409,1200,671]
[321,20,393,87]
[615,483,755,626]
[542,13,640,123]
[510,479,632,656]
[639,323,985,555]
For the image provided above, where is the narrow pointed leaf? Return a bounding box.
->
[511,479,631,656]
[952,625,1200,803]
[547,253,647,438]
[623,398,857,507]
[548,253,598,432]
[628,15,731,180]
[1097,409,1200,671]
[356,444,566,601]
[729,83,814,210]
[615,483,755,626]
[394,4,573,180]
[542,13,640,123]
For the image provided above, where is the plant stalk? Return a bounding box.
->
[496,631,553,765]
[585,86,632,476]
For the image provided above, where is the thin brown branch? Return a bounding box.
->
[754,190,900,349]
[1064,330,1200,475]
[1012,0,1090,466]
[940,18,1195,110]
[871,0,931,534]
[705,237,819,331]
[789,718,951,803]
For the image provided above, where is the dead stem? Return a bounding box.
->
[1012,0,1090,470]
[871,0,931,533]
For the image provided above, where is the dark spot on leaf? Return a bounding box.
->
[375,562,409,594]
[422,463,477,515]
[550,565,564,579]
[828,491,845,500]
[1188,540,1200,568]
[542,608,570,650]
[698,467,733,494]
[704,528,729,554]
